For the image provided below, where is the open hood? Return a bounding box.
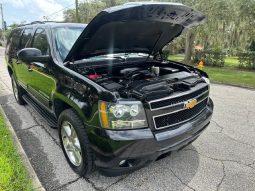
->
[64,2,206,62]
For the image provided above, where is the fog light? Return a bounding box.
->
[119,160,126,166]
[119,160,133,167]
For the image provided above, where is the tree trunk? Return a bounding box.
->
[184,30,195,65]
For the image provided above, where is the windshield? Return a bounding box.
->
[54,26,84,60]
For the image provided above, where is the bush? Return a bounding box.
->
[249,40,255,51]
[238,51,255,70]
[193,49,225,67]
[162,48,170,59]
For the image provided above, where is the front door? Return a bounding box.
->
[14,27,33,89]
[27,28,56,109]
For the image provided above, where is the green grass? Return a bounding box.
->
[168,54,240,67]
[0,113,32,191]
[224,56,239,67]
[204,67,255,88]
[168,54,255,88]
[168,54,185,62]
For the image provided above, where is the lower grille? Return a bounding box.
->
[153,99,208,130]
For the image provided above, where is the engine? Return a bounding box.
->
[76,63,207,101]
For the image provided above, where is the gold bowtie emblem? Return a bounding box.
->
[184,99,198,109]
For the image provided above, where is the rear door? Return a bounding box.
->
[14,27,34,89]
[5,28,22,65]
[27,27,56,109]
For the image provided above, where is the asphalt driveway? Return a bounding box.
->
[1,47,255,191]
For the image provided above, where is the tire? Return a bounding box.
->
[11,74,26,105]
[58,109,95,176]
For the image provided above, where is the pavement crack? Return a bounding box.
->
[20,124,39,131]
[248,160,255,168]
[211,120,255,149]
[222,133,255,150]
[169,168,196,191]
[183,149,255,171]
[211,120,223,133]
[41,126,61,147]
[83,177,104,191]
[104,175,129,190]
[216,161,226,191]
[52,177,81,191]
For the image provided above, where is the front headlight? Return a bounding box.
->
[202,77,210,93]
[203,77,210,84]
[99,101,148,129]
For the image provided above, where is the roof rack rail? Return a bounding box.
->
[30,21,45,24]
[17,21,45,27]
[17,20,65,27]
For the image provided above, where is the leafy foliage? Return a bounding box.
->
[63,0,255,53]
[249,40,255,51]
[238,51,255,70]
[64,0,128,23]
[193,49,225,67]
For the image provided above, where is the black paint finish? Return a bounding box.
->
[5,2,212,176]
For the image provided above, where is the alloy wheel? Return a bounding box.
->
[61,121,82,166]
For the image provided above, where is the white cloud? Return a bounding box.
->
[32,0,64,21]
[2,0,25,8]
[4,0,65,21]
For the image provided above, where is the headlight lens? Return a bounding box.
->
[99,101,148,129]
[202,77,210,93]
[203,77,210,84]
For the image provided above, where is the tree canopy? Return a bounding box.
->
[53,0,250,57]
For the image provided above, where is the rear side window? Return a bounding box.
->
[32,28,49,55]
[6,28,22,52]
[8,28,22,48]
[20,28,33,49]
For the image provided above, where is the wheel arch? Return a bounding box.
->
[52,94,87,122]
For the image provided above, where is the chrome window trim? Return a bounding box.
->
[153,97,208,130]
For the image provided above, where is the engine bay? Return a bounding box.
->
[73,60,207,101]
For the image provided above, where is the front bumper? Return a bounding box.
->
[89,98,213,176]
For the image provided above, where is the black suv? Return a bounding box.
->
[5,3,213,176]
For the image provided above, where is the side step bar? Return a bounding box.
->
[22,94,58,128]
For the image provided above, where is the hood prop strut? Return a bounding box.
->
[146,32,163,61]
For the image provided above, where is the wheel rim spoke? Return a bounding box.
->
[72,149,81,164]
[61,121,82,166]
[62,123,72,137]
[73,138,81,151]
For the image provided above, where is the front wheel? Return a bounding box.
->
[58,109,95,176]
[11,75,26,105]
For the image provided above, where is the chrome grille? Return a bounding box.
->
[153,99,208,130]
[149,86,209,111]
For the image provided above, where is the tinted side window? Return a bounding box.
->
[6,29,22,53]
[6,28,23,59]
[20,28,33,49]
[32,28,49,55]
[8,28,22,48]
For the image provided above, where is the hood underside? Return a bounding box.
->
[64,2,206,62]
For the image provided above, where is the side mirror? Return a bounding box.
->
[17,48,50,63]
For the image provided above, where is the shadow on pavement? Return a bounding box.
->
[0,94,200,191]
